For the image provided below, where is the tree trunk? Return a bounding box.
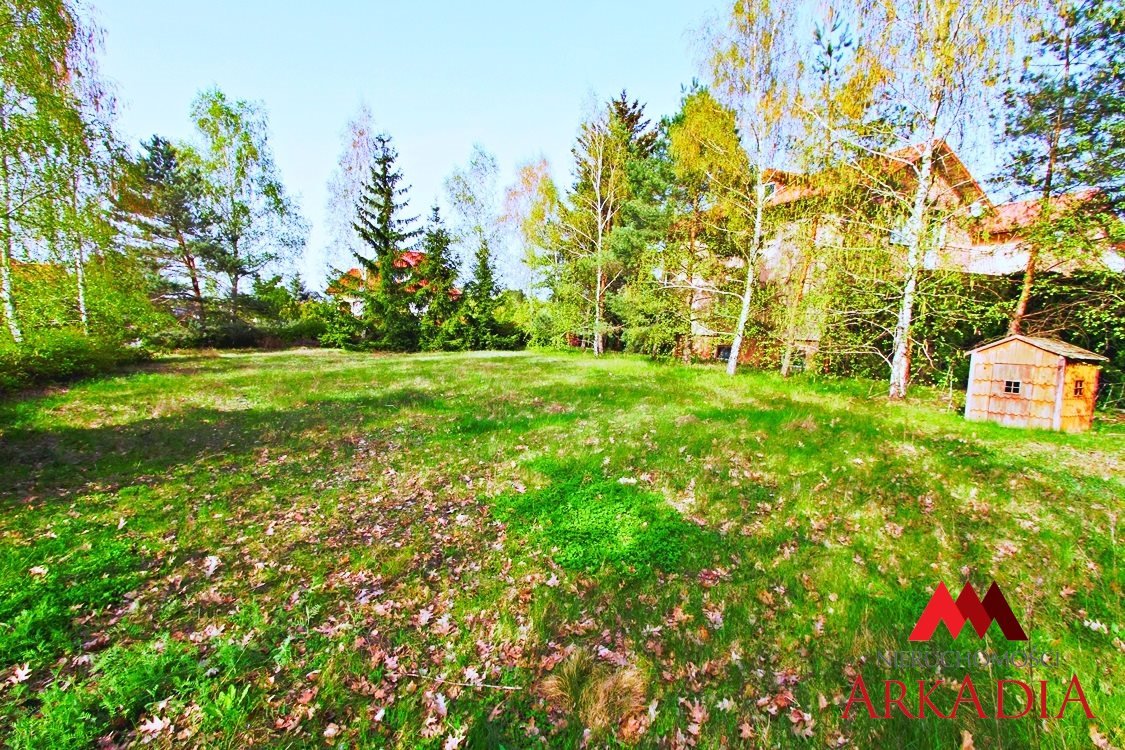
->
[889,140,935,400]
[229,235,240,318]
[727,174,767,376]
[0,150,22,344]
[780,223,816,377]
[75,243,88,335]
[71,177,88,335]
[727,259,755,376]
[682,203,699,364]
[1008,245,1037,335]
[179,235,206,321]
[1009,18,1070,336]
[594,263,604,356]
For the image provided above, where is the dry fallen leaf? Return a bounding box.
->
[1089,725,1118,750]
[138,715,170,735]
[202,555,221,577]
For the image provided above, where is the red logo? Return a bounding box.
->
[909,582,1027,642]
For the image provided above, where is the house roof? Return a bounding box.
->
[766,139,990,209]
[885,140,989,207]
[326,253,429,295]
[325,254,462,300]
[968,334,1109,362]
[982,189,1100,236]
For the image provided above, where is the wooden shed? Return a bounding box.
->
[964,335,1108,432]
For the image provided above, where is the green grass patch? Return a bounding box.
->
[0,349,1120,748]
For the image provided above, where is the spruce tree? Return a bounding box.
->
[353,134,422,350]
[416,206,462,350]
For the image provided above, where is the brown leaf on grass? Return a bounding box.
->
[7,663,31,684]
[681,698,709,735]
[667,605,693,627]
[1089,726,1118,750]
[788,708,815,738]
[137,715,170,735]
[202,555,221,577]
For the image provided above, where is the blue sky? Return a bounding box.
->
[94,0,725,289]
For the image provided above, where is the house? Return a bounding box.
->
[326,251,459,317]
[684,140,1122,365]
[964,335,1107,432]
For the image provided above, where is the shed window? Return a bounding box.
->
[1074,379,1085,397]
[1003,380,1021,394]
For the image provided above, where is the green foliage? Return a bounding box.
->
[0,524,145,664]
[497,461,712,575]
[7,639,203,750]
[187,87,306,312]
[0,330,150,392]
[315,300,367,350]
[352,132,422,351]
[6,683,99,750]
[416,207,463,351]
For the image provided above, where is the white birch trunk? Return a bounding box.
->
[75,242,88,335]
[0,151,22,344]
[888,138,935,400]
[72,177,88,335]
[727,172,767,376]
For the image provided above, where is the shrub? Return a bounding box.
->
[0,331,150,393]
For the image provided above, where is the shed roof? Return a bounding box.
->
[968,334,1109,362]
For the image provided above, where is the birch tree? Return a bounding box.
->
[559,105,629,355]
[851,0,1024,398]
[708,0,801,375]
[325,103,378,273]
[444,145,503,280]
[188,88,305,315]
[0,0,104,343]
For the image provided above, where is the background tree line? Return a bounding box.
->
[1,0,1122,401]
[506,0,1124,399]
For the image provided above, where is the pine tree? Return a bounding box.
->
[116,136,216,320]
[610,90,659,161]
[416,206,461,350]
[353,133,422,350]
[1000,0,1125,334]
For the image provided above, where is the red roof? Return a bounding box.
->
[326,254,461,300]
[766,140,988,209]
[397,251,425,268]
[983,189,1099,236]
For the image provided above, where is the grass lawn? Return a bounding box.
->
[0,348,1121,749]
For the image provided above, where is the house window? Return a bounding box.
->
[1074,379,1085,397]
[716,345,732,361]
[1004,380,1021,394]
